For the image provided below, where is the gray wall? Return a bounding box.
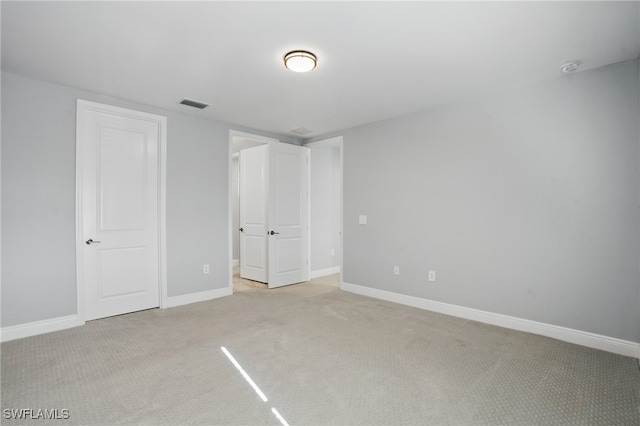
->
[329,60,639,342]
[310,145,341,271]
[331,146,342,269]
[1,72,295,327]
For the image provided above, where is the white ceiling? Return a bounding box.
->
[2,1,639,140]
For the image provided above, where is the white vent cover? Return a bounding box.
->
[290,127,313,135]
[560,62,579,74]
[179,98,209,109]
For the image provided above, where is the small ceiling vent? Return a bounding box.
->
[290,127,313,135]
[179,98,209,109]
[560,62,579,74]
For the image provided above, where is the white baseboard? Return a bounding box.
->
[309,266,341,279]
[341,282,639,359]
[1,315,80,343]
[167,286,232,308]
[233,259,239,267]
[1,287,233,342]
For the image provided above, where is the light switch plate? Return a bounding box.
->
[359,215,367,225]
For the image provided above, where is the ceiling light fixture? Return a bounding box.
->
[560,61,579,74]
[284,50,317,73]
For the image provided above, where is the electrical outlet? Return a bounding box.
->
[428,270,436,282]
[394,266,400,275]
[331,248,335,257]
[203,264,210,274]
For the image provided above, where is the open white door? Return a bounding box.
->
[267,143,310,288]
[77,100,164,321]
[239,145,269,283]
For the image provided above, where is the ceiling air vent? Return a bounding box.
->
[290,127,313,135]
[179,98,209,109]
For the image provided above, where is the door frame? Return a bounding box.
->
[304,136,344,283]
[75,99,168,326]
[228,130,278,291]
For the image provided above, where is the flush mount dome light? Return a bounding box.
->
[284,50,317,72]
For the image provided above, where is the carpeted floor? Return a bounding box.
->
[2,275,639,425]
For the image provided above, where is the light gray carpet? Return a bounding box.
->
[2,277,639,425]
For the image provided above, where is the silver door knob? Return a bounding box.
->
[85,238,101,245]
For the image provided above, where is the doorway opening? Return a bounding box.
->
[229,131,311,291]
[228,131,342,293]
[305,137,344,284]
[229,131,274,293]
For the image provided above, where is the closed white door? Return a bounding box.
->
[239,145,269,283]
[268,143,309,288]
[78,101,162,321]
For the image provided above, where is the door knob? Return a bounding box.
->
[85,238,101,245]
[239,227,244,232]
[269,230,280,235]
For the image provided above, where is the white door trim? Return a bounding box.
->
[75,99,168,326]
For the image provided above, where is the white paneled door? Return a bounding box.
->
[77,100,165,321]
[238,141,309,288]
[267,142,310,288]
[239,145,269,283]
